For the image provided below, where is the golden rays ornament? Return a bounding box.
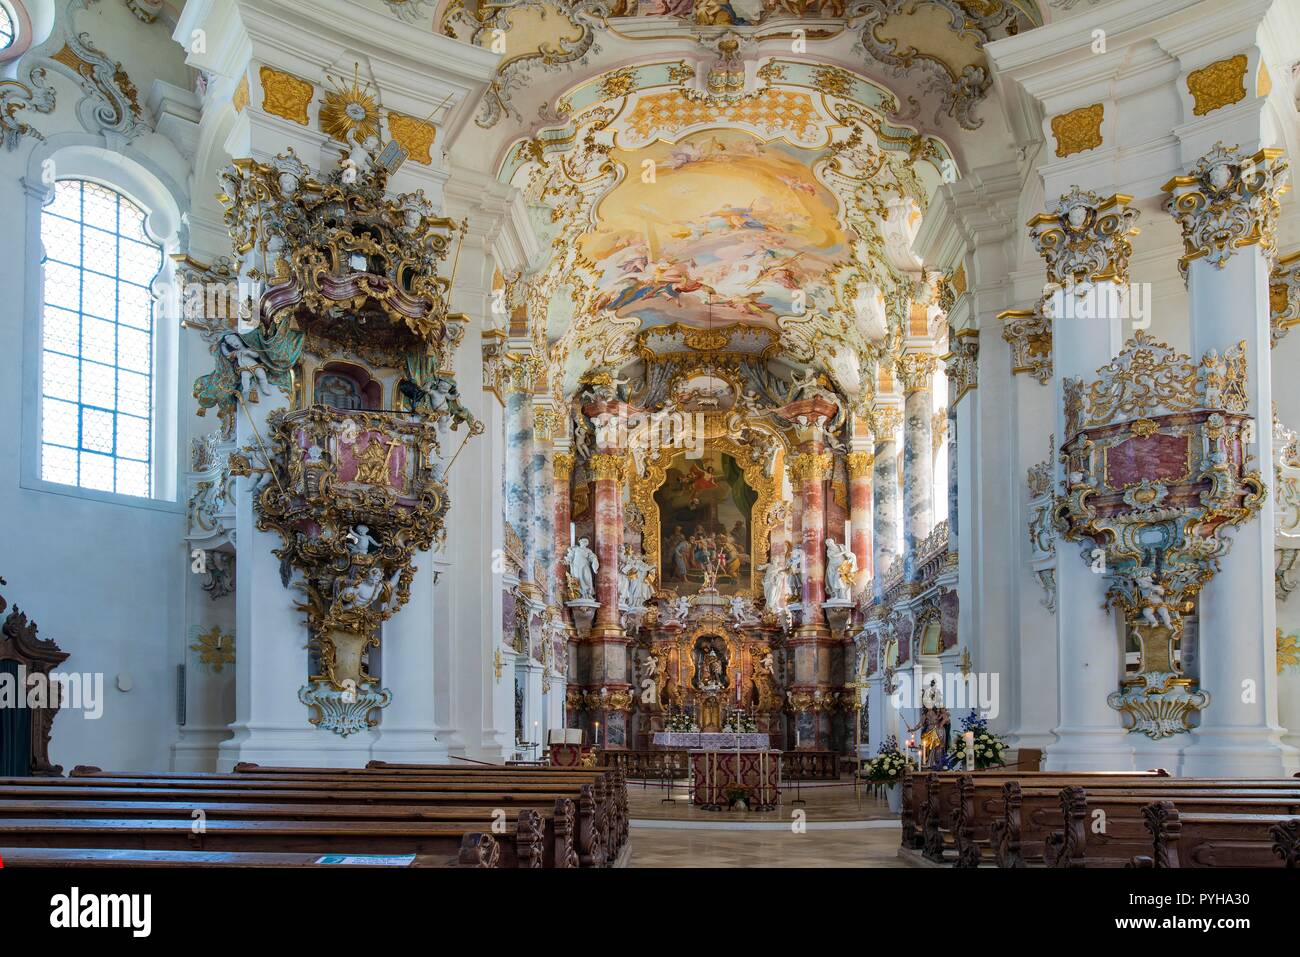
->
[320,63,381,145]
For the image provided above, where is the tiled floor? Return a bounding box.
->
[625,777,905,867]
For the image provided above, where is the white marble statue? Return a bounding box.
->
[786,544,805,599]
[825,539,857,602]
[335,565,388,610]
[218,332,272,402]
[662,594,691,626]
[627,550,656,608]
[565,537,598,600]
[340,131,380,184]
[347,524,380,556]
[760,560,790,612]
[1134,571,1175,630]
[729,594,755,625]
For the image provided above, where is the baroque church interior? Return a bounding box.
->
[3,0,1300,893]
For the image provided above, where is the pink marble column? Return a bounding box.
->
[798,460,828,616]
[848,450,874,589]
[553,452,574,605]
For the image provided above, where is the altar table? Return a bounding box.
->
[688,749,781,810]
[651,732,771,749]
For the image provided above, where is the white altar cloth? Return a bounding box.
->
[651,732,771,749]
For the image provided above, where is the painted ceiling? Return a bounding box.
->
[404,0,1054,403]
[581,130,846,332]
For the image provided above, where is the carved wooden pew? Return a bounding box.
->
[999,780,1300,867]
[907,770,1169,864]
[1042,789,1300,868]
[0,814,554,866]
[0,779,608,867]
[1130,801,1300,868]
[0,795,583,868]
[68,765,627,862]
[0,846,469,868]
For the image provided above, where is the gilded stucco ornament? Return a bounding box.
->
[1027,188,1140,288]
[999,306,1052,385]
[191,148,476,736]
[1268,249,1300,347]
[0,69,57,150]
[37,0,149,139]
[849,0,1022,130]
[945,329,979,401]
[1053,333,1265,738]
[1185,55,1248,117]
[1163,143,1290,278]
[1050,103,1103,158]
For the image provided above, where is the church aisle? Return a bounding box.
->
[625,778,904,867]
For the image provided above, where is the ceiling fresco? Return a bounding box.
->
[581,130,847,332]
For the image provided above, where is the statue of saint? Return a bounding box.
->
[565,538,599,600]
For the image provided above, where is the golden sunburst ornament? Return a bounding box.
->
[191,626,235,674]
[320,63,381,145]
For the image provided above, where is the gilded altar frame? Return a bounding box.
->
[630,416,782,598]
[681,622,741,692]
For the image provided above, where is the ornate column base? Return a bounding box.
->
[1042,729,1136,772]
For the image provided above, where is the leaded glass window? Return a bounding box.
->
[0,7,14,51]
[40,180,162,497]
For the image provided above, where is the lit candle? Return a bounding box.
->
[594,721,600,749]
[533,720,539,745]
[964,730,975,772]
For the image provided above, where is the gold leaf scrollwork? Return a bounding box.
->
[259,67,314,126]
[1186,55,1248,117]
[1050,103,1104,158]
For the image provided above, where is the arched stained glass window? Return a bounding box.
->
[40,180,162,497]
[0,6,14,52]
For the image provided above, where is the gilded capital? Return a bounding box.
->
[1164,142,1290,276]
[553,451,575,482]
[588,452,626,483]
[896,352,938,396]
[999,307,1052,385]
[1027,188,1140,287]
[504,353,544,395]
[869,406,903,439]
[846,451,875,478]
[947,330,979,402]
[789,451,833,483]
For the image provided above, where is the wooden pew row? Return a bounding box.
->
[0,777,612,868]
[0,816,555,867]
[66,765,627,854]
[0,796,583,868]
[905,770,1170,863]
[1131,802,1300,868]
[0,846,470,868]
[915,772,1300,867]
[1023,785,1300,868]
[977,777,1300,867]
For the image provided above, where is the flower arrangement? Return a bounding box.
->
[722,708,757,733]
[864,735,909,783]
[945,711,1009,770]
[665,711,698,733]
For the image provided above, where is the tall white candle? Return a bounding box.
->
[844,518,851,545]
[964,731,975,772]
[570,522,576,547]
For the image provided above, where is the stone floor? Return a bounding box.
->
[625,777,905,868]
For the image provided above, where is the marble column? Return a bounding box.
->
[1031,190,1137,772]
[584,399,632,747]
[847,448,875,591]
[552,450,574,607]
[898,352,937,578]
[791,449,832,621]
[778,397,837,749]
[870,406,903,601]
[503,360,536,591]
[530,401,556,607]
[1166,146,1295,775]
